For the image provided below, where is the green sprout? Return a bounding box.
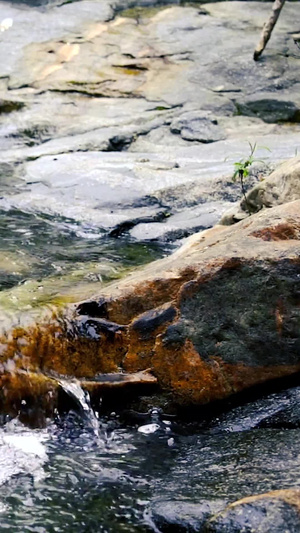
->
[233,142,269,213]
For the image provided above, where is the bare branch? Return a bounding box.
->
[254,0,286,61]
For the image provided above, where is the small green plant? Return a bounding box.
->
[232,142,269,213]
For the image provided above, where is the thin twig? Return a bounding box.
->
[254,0,286,60]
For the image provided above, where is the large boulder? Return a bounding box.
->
[1,200,300,412]
[221,156,300,225]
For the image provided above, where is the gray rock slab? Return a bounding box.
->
[0,91,174,155]
[2,1,299,108]
[0,0,299,246]
[129,202,231,241]
[1,134,299,238]
[0,0,113,78]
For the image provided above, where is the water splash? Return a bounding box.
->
[0,419,48,486]
[58,378,104,444]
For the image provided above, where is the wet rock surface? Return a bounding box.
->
[146,425,300,532]
[207,490,300,533]
[150,488,300,533]
[150,499,228,532]
[68,201,300,406]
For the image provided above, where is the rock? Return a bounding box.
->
[85,200,300,405]
[2,136,299,243]
[208,385,300,433]
[1,0,300,255]
[149,499,227,532]
[170,112,225,143]
[245,156,300,212]
[150,428,300,508]
[235,93,300,124]
[207,490,300,533]
[257,388,300,429]
[0,365,158,422]
[1,200,300,410]
[1,0,300,157]
[220,156,300,225]
[129,202,229,241]
[0,99,24,114]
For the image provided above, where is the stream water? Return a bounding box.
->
[1,381,300,532]
[0,206,170,329]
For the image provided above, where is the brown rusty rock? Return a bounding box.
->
[89,272,197,326]
[123,303,177,372]
[81,370,157,391]
[153,335,300,405]
[1,200,300,412]
[77,200,300,406]
[81,370,158,407]
[0,315,128,378]
[0,369,158,424]
[79,200,300,326]
[251,221,300,241]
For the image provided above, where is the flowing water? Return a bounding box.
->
[1,382,300,531]
[0,206,171,329]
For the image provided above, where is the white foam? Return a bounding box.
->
[0,18,13,32]
[3,434,47,459]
